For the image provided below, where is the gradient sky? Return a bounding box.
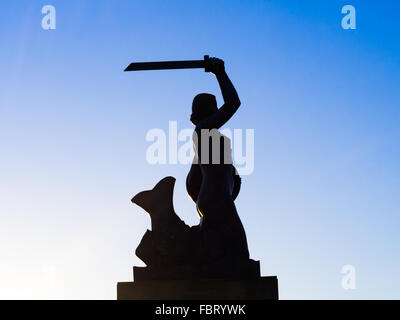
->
[0,0,399,299]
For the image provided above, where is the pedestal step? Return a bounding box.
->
[117,276,278,300]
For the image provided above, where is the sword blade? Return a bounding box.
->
[124,56,210,72]
[124,59,204,72]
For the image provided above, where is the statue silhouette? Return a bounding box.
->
[186,58,249,261]
[132,58,259,281]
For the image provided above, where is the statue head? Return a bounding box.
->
[190,93,218,125]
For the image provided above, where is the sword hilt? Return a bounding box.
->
[203,55,211,73]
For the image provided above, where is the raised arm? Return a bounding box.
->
[198,58,241,129]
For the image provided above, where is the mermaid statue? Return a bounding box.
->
[132,58,260,281]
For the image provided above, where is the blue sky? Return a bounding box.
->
[0,0,399,299]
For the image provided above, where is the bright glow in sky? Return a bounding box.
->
[0,0,399,299]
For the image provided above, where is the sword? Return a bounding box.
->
[124,55,211,72]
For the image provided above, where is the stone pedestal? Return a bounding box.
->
[117,276,278,300]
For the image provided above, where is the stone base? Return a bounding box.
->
[117,277,278,300]
[133,259,261,281]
